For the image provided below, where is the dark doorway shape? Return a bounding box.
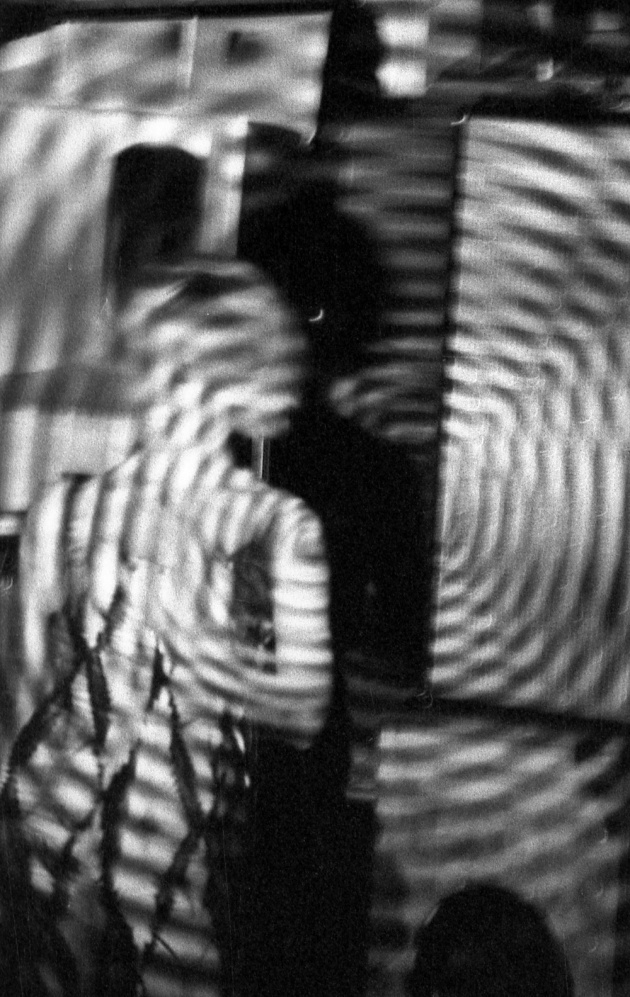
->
[103,143,206,314]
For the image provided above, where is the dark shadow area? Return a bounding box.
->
[235,8,434,993]
[368,848,414,997]
[0,536,20,748]
[239,740,377,997]
[479,0,630,75]
[0,7,61,45]
[406,883,574,997]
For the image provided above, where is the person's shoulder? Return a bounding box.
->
[216,470,325,554]
[272,494,326,563]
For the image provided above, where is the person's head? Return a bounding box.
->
[116,256,307,446]
[406,884,573,997]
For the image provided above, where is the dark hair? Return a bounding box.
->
[406,884,574,997]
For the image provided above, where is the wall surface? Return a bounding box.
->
[0,12,329,509]
[2,4,630,997]
[364,7,630,997]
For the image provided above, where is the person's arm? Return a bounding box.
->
[150,489,334,749]
[245,501,333,749]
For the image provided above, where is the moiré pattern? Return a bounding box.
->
[371,716,630,997]
[0,11,330,512]
[0,105,252,510]
[0,476,326,997]
[433,118,630,721]
[1,261,333,996]
[2,467,330,997]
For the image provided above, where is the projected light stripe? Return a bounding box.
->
[372,716,630,997]
[0,16,330,132]
[1,262,332,994]
[332,118,455,451]
[0,105,250,378]
[432,118,630,723]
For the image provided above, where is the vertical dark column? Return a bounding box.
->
[103,144,206,316]
[237,6,434,995]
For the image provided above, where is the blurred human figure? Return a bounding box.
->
[5,258,333,997]
[406,883,574,997]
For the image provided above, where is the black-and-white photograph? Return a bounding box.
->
[0,1,628,995]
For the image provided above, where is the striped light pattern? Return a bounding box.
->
[0,368,138,513]
[0,106,252,511]
[424,0,482,85]
[0,10,330,512]
[2,261,332,994]
[372,716,630,997]
[433,118,630,723]
[369,0,432,98]
[370,113,630,997]
[0,15,331,130]
[0,101,245,363]
[4,0,329,10]
[358,0,481,100]
[421,0,630,86]
[190,15,330,131]
[330,117,455,453]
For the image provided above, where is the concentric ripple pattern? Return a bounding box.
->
[432,118,630,722]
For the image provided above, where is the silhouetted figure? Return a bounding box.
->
[406,884,574,997]
[0,6,60,45]
[234,6,431,994]
[237,106,429,997]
